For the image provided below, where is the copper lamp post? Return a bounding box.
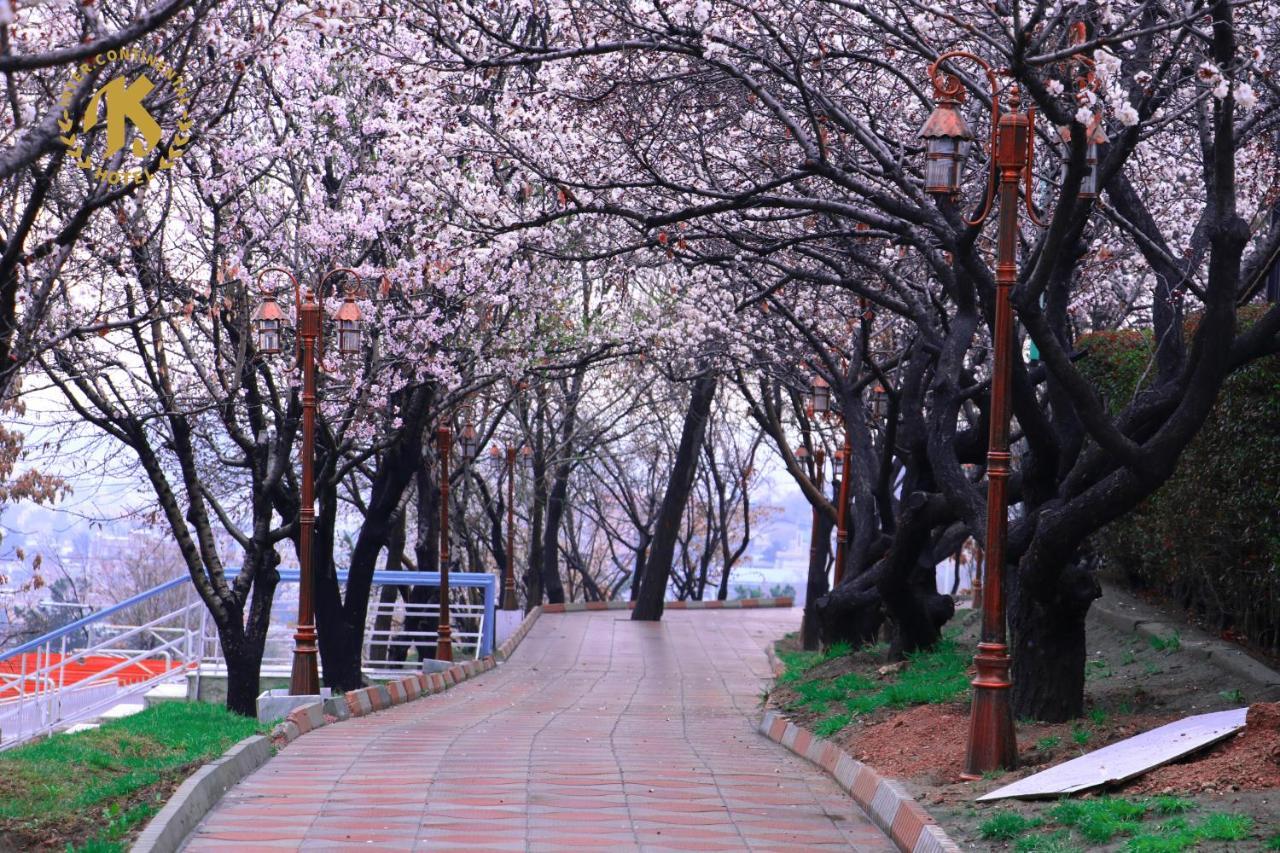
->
[253,267,366,696]
[919,51,1049,776]
[491,445,519,610]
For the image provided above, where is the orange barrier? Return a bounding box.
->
[0,653,184,699]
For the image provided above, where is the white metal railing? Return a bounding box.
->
[0,579,203,750]
[362,600,487,676]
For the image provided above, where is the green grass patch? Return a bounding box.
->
[813,714,852,738]
[0,701,264,851]
[1265,832,1280,850]
[778,634,970,720]
[1004,795,1262,853]
[1015,829,1080,852]
[1192,812,1252,841]
[1036,735,1061,750]
[979,811,1044,840]
[1148,631,1182,653]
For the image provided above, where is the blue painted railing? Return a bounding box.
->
[0,576,189,663]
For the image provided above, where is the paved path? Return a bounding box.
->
[185,609,893,851]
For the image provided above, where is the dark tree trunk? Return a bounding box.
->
[1010,560,1100,721]
[219,626,261,717]
[525,453,546,609]
[814,568,885,648]
[877,494,954,658]
[541,456,570,604]
[801,513,834,651]
[634,372,718,621]
[369,514,407,662]
[629,532,649,601]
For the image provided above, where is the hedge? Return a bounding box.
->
[1078,318,1280,654]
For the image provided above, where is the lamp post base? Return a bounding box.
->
[436,625,454,662]
[961,642,1017,778]
[288,638,320,697]
[501,586,518,611]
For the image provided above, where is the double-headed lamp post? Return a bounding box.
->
[252,267,368,696]
[918,51,1078,777]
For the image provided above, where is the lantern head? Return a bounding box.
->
[810,375,831,414]
[251,294,286,355]
[919,75,974,196]
[335,292,363,356]
[460,423,480,462]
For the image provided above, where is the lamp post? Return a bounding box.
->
[494,445,519,610]
[436,424,454,662]
[253,266,367,696]
[920,51,1035,776]
[832,435,852,586]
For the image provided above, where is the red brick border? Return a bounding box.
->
[759,645,961,853]
[270,655,499,749]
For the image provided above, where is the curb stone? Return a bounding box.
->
[1093,581,1280,701]
[132,649,512,853]
[541,596,793,614]
[495,606,542,661]
[131,735,271,853]
[759,645,962,853]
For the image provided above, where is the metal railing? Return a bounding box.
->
[0,568,496,750]
[0,578,204,750]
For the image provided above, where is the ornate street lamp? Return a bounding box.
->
[919,50,1043,777]
[919,72,976,195]
[459,422,480,463]
[251,293,285,355]
[833,435,852,586]
[253,266,366,696]
[335,289,363,356]
[809,376,831,414]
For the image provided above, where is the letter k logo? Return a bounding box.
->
[83,74,163,159]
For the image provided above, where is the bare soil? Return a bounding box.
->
[770,604,1280,850]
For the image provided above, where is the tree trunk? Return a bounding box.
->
[541,457,570,604]
[634,373,718,621]
[1009,560,1100,721]
[801,513,834,651]
[219,628,262,717]
[630,532,649,601]
[525,455,546,609]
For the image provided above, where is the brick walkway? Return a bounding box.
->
[184,609,894,851]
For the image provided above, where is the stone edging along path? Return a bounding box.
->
[760,645,963,853]
[132,606,544,853]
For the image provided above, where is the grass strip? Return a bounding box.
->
[0,701,263,852]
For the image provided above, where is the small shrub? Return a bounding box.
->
[1071,726,1091,747]
[1148,632,1181,653]
[1218,688,1244,703]
[979,811,1043,841]
[1088,708,1108,726]
[1265,832,1280,850]
[1036,735,1061,750]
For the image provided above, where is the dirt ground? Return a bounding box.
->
[770,605,1280,850]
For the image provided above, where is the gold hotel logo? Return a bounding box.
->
[58,48,192,186]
